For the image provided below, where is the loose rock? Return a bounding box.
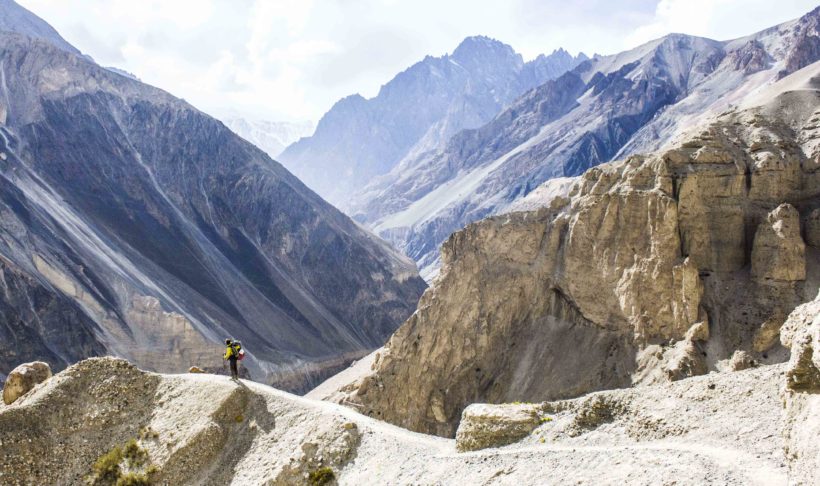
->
[2,361,52,405]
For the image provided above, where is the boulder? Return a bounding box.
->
[663,340,707,381]
[685,321,710,342]
[3,361,52,405]
[455,404,540,452]
[751,204,806,281]
[728,350,756,371]
[752,317,784,353]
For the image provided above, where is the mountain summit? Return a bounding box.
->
[0,0,79,54]
[279,38,587,206]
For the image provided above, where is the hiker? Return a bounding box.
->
[223,338,241,380]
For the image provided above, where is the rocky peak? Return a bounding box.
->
[280,36,582,206]
[725,39,771,74]
[451,35,521,66]
[778,6,820,78]
[0,0,80,55]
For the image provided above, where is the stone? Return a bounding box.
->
[664,340,708,381]
[455,404,541,452]
[728,351,756,371]
[685,321,710,342]
[752,317,784,353]
[781,294,820,392]
[3,361,52,405]
[751,204,806,282]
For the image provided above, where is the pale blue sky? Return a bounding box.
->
[17,0,820,122]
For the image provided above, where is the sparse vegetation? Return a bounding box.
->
[308,466,335,486]
[89,445,124,485]
[87,439,159,486]
[122,439,148,467]
[115,472,151,486]
[138,426,159,440]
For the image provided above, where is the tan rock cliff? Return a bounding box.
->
[326,87,820,437]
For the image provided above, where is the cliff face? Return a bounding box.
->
[325,70,820,436]
[0,28,426,392]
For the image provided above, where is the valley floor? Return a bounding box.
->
[0,357,802,485]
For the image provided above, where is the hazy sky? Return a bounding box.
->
[17,0,819,122]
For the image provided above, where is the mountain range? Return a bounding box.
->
[279,37,588,206]
[222,118,314,158]
[341,7,820,278]
[0,0,425,392]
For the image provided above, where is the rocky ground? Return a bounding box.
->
[0,355,814,485]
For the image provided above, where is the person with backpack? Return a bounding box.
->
[223,338,244,380]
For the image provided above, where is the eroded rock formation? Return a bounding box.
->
[326,83,820,437]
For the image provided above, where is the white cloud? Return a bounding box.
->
[626,0,818,47]
[14,0,820,123]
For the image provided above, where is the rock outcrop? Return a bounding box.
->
[324,80,820,437]
[455,403,541,452]
[751,204,806,281]
[2,361,50,404]
[779,291,820,485]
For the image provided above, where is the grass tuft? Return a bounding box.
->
[308,466,335,486]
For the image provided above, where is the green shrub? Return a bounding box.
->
[88,439,157,486]
[308,466,335,486]
[115,472,151,486]
[123,439,148,468]
[89,446,124,485]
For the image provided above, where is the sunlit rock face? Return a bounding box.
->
[0,12,426,392]
[327,75,820,436]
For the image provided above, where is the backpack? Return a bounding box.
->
[232,341,245,361]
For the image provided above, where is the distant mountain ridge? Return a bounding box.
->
[0,0,80,55]
[352,7,820,279]
[224,118,314,158]
[279,37,587,205]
